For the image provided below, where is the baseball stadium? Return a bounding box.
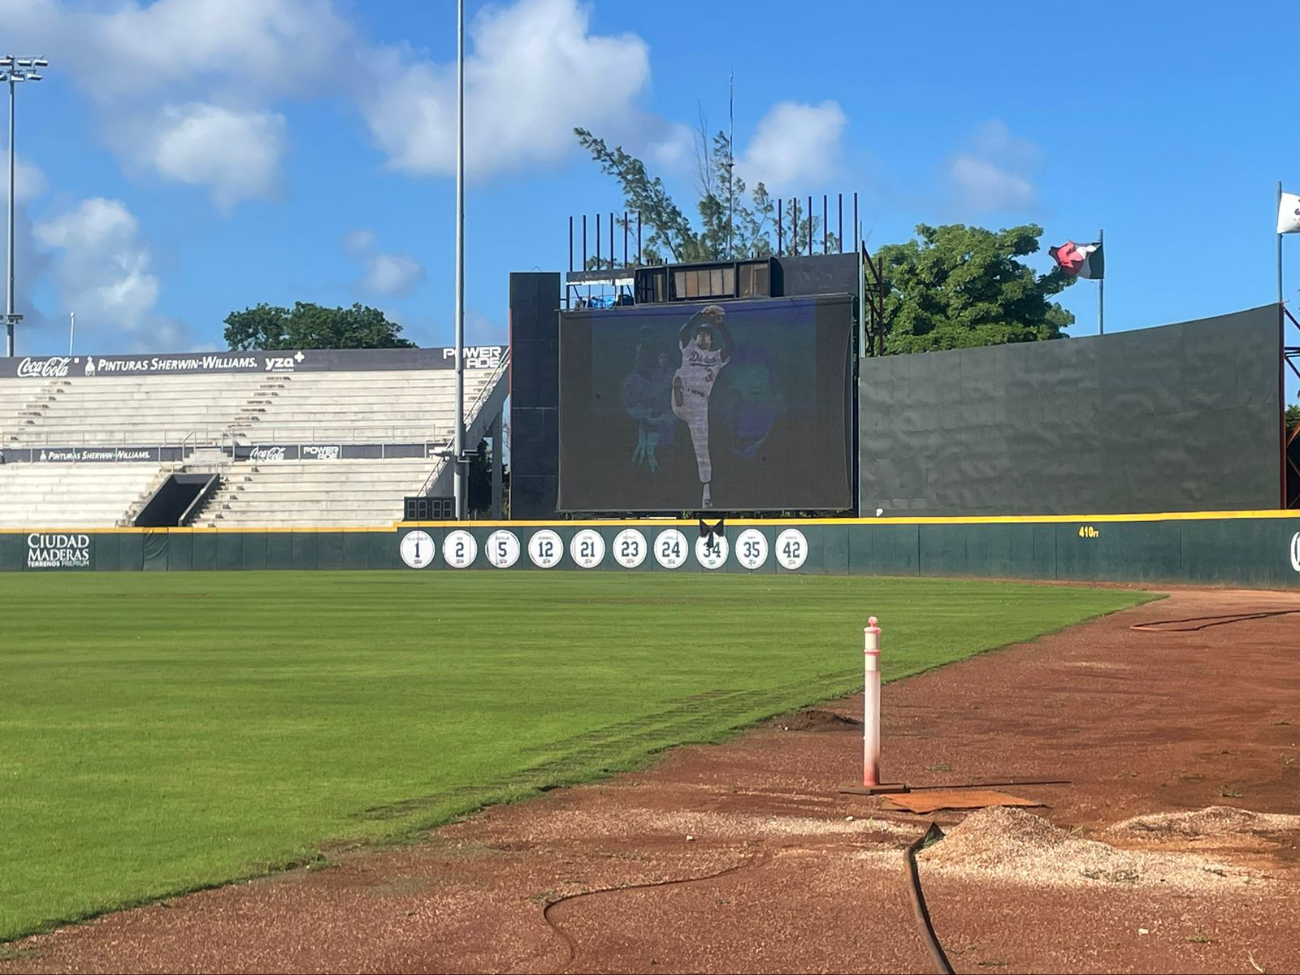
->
[1,1,1299,967]
[0,225,1297,975]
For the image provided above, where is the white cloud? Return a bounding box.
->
[343,228,377,257]
[342,230,426,298]
[738,100,847,191]
[0,157,51,343]
[363,253,426,298]
[9,158,49,204]
[0,0,346,209]
[467,310,507,345]
[356,0,652,178]
[1,0,654,204]
[54,0,352,104]
[640,118,695,174]
[947,120,1041,213]
[34,198,188,351]
[136,103,288,210]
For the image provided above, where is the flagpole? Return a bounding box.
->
[1097,227,1104,335]
[1278,180,1284,306]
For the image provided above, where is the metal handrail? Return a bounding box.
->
[468,346,511,419]
[173,430,198,470]
[416,348,511,497]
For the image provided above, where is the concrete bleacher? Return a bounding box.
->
[2,367,499,450]
[0,381,44,438]
[0,347,510,527]
[194,458,437,527]
[3,374,275,447]
[0,463,164,527]
[228,369,497,446]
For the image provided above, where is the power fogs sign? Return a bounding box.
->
[27,533,92,570]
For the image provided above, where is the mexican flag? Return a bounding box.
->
[1049,240,1104,279]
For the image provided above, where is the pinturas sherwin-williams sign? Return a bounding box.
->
[1,346,504,380]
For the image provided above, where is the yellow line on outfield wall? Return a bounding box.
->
[407,509,1300,528]
[1,508,1297,534]
[0,526,386,534]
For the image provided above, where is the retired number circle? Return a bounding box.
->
[570,529,606,568]
[734,528,769,570]
[399,530,435,569]
[529,529,564,568]
[486,530,520,568]
[775,529,809,570]
[443,530,477,568]
[695,533,729,569]
[655,529,689,569]
[613,529,647,568]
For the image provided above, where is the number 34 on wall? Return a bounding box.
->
[1078,525,1100,539]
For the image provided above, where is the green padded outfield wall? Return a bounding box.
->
[4,514,1300,588]
[5,530,401,573]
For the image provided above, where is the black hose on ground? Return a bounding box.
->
[904,822,954,975]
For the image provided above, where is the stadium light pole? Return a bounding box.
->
[1,56,46,358]
[452,0,466,519]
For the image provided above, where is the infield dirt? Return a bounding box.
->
[4,588,1298,975]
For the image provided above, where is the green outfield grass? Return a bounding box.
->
[0,571,1152,941]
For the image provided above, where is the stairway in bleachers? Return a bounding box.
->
[0,350,509,528]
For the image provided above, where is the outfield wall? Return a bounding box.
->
[5,512,1300,588]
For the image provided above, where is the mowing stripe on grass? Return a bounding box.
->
[0,571,1151,941]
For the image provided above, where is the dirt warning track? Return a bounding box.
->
[4,589,1299,975]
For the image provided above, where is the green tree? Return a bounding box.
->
[874,224,1075,353]
[574,126,834,265]
[224,302,415,350]
[1287,403,1300,430]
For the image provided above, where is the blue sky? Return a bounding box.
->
[3,0,1299,402]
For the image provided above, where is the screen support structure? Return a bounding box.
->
[860,242,886,357]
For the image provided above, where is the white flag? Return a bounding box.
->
[1278,191,1300,233]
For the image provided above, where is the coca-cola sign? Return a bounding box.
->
[16,356,71,378]
[249,445,290,462]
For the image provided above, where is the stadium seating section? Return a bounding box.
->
[0,359,506,528]
[196,458,439,528]
[0,463,164,528]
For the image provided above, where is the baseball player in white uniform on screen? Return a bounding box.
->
[672,304,734,509]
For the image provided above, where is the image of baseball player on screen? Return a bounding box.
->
[672,304,734,509]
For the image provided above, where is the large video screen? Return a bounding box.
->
[559,295,854,512]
